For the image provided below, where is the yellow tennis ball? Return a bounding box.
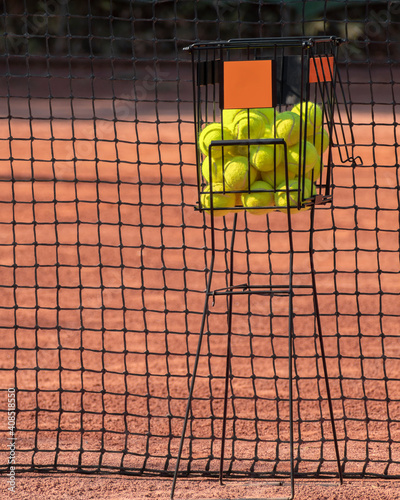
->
[222,108,242,126]
[256,107,276,126]
[311,128,330,156]
[291,101,323,136]
[201,156,224,184]
[263,124,275,138]
[261,162,296,188]
[241,180,275,215]
[286,141,319,175]
[275,177,314,213]
[200,183,236,216]
[314,160,323,180]
[274,111,302,146]
[230,109,268,139]
[305,160,324,183]
[201,146,243,183]
[223,156,258,191]
[249,142,283,172]
[223,142,249,158]
[224,122,275,160]
[198,123,234,157]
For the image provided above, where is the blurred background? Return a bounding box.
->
[1,0,399,62]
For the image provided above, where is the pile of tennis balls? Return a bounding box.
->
[198,102,330,216]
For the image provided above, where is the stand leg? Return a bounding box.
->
[287,213,295,500]
[309,205,343,484]
[219,213,238,484]
[170,252,216,500]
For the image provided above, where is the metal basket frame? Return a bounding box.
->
[171,36,358,500]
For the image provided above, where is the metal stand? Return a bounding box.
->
[171,204,343,500]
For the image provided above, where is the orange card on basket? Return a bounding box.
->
[222,60,275,109]
[309,55,334,83]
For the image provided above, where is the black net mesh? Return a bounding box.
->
[0,0,399,480]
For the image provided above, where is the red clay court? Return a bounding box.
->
[1,2,400,499]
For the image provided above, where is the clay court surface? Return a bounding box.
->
[0,64,400,499]
[7,474,400,499]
